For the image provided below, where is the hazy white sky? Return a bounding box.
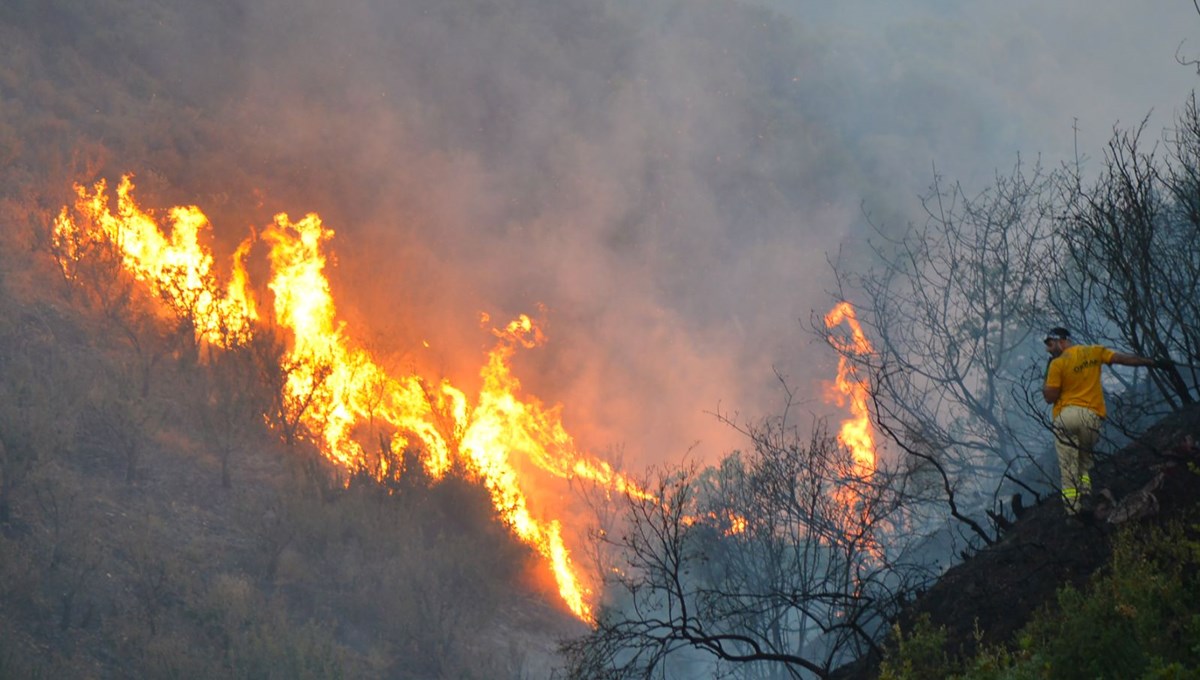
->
[793,1,1199,185]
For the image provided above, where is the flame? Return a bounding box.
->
[823,302,876,476]
[682,510,748,536]
[52,175,658,623]
[52,176,258,345]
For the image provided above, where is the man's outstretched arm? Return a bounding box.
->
[1110,352,1166,367]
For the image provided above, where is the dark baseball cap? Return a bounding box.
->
[1044,327,1071,342]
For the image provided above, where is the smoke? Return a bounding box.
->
[144,0,1196,466]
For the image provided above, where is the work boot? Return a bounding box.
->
[1077,494,1096,517]
[1061,498,1083,524]
[1074,494,1100,524]
[1092,489,1116,523]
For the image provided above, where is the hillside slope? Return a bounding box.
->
[0,4,595,675]
[835,404,1200,678]
[0,261,584,678]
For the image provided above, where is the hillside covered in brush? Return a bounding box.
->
[0,225,584,676]
[2,2,594,677]
[4,2,1200,679]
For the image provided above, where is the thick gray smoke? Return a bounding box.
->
[195,0,1194,465]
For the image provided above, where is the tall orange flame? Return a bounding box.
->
[823,302,876,476]
[52,175,655,622]
[52,176,258,345]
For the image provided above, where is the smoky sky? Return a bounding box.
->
[130,0,1199,464]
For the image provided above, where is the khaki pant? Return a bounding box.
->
[1053,405,1103,515]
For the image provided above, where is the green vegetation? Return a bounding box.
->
[880,521,1200,680]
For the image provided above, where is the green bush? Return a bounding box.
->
[1015,523,1200,680]
[879,615,958,680]
[884,523,1200,680]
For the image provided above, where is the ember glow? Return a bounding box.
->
[823,302,876,476]
[52,175,655,623]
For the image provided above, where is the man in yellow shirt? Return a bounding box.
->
[1042,327,1169,517]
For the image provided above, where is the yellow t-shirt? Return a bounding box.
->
[1045,344,1116,419]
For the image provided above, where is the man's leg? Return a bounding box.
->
[1054,414,1082,514]
[1054,406,1102,515]
[1074,407,1102,505]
